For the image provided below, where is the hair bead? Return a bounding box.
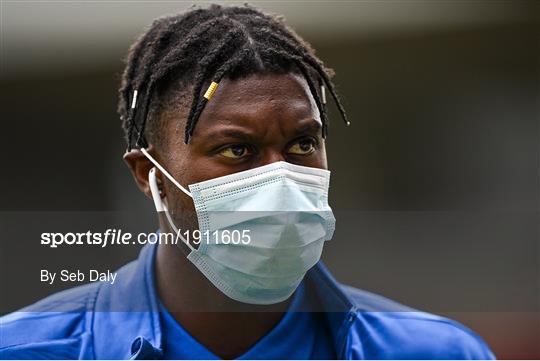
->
[131,90,138,109]
[203,82,219,100]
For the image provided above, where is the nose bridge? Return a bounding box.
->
[258,148,286,167]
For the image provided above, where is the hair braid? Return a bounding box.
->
[255,29,349,125]
[183,27,248,142]
[259,47,328,135]
[118,4,349,151]
[132,18,235,147]
[185,46,254,141]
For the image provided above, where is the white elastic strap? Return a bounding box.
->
[141,148,193,198]
[162,202,194,252]
[148,167,194,251]
[148,168,164,212]
[321,85,326,105]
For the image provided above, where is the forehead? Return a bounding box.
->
[208,72,315,106]
[191,73,321,137]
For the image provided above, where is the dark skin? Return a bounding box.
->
[124,73,328,358]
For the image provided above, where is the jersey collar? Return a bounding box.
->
[91,242,358,359]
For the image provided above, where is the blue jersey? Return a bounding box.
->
[158,281,335,359]
[0,244,495,359]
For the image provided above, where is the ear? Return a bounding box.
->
[123,145,163,200]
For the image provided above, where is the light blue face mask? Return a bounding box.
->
[142,149,335,305]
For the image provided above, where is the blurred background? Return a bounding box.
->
[1,1,538,358]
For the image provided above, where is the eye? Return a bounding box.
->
[219,144,252,159]
[287,138,316,155]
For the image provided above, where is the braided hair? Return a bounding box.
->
[118,4,349,151]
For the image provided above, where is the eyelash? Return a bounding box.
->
[215,143,251,153]
[215,136,319,159]
[288,137,318,154]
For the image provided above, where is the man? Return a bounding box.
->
[1,4,494,359]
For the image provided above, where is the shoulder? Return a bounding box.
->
[0,281,100,359]
[342,285,495,359]
[0,256,144,360]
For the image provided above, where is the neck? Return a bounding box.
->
[155,242,290,359]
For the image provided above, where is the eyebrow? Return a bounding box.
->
[293,120,322,135]
[199,118,322,143]
[204,129,254,142]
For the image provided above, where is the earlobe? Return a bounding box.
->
[123,145,164,200]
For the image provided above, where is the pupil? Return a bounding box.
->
[232,146,244,156]
[300,141,311,151]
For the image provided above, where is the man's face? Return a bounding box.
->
[149,72,327,231]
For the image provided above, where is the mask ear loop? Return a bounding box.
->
[148,167,194,252]
[141,148,193,198]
